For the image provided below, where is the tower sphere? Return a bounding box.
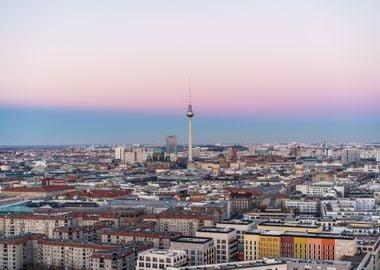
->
[187,110,194,118]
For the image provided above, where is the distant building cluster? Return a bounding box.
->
[0,140,379,269]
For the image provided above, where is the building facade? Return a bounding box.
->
[196,227,237,263]
[137,249,187,270]
[170,237,215,266]
[244,231,357,261]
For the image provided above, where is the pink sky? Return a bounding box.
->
[1,0,379,117]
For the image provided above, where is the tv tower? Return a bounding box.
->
[187,78,194,162]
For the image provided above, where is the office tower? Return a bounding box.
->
[166,135,177,154]
[295,146,301,161]
[342,149,360,165]
[322,142,329,156]
[187,79,194,162]
[115,146,125,162]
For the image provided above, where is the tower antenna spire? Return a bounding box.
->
[188,77,192,105]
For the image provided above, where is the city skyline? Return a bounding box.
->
[1,0,379,144]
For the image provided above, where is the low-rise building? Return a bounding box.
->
[144,210,215,236]
[296,181,344,197]
[101,230,182,249]
[284,200,319,215]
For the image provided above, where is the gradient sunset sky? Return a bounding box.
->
[0,0,379,145]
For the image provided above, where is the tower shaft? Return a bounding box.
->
[188,117,193,162]
[186,78,194,163]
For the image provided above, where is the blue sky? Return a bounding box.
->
[0,107,378,145]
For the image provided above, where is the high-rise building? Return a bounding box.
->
[342,149,360,165]
[322,142,329,156]
[115,146,125,162]
[166,135,177,154]
[187,79,194,162]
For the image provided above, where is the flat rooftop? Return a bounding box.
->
[166,259,286,270]
[197,227,234,233]
[140,248,186,257]
[246,230,356,239]
[259,221,320,228]
[172,237,213,244]
[217,219,253,225]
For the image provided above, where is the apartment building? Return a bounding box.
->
[137,249,187,270]
[296,181,344,198]
[170,236,215,266]
[34,207,144,228]
[284,200,319,215]
[256,221,323,233]
[216,219,255,243]
[91,248,135,270]
[230,193,255,216]
[0,234,41,270]
[0,233,147,270]
[101,230,182,249]
[244,231,357,261]
[0,213,76,238]
[144,210,215,236]
[38,239,135,270]
[53,222,112,242]
[356,235,380,270]
[196,227,237,263]
[1,186,75,199]
[286,258,353,270]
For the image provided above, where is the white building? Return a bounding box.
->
[169,237,215,266]
[216,220,255,243]
[284,200,319,214]
[114,146,125,162]
[137,249,187,270]
[296,181,344,197]
[321,199,377,219]
[196,227,237,263]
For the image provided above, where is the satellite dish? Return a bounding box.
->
[73,195,78,200]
